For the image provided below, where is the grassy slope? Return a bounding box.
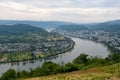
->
[20,63,120,80]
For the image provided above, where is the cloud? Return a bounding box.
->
[0,0,119,23]
[4,0,119,8]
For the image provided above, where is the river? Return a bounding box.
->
[0,37,110,76]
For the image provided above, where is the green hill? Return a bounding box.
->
[0,24,48,35]
[0,24,49,43]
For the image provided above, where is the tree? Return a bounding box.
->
[107,53,120,63]
[41,61,61,75]
[73,53,88,65]
[88,57,108,66]
[64,63,78,72]
[0,69,17,80]
[19,70,29,78]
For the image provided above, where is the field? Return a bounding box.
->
[21,63,120,80]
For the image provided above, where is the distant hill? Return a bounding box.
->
[93,20,120,32]
[55,20,120,32]
[0,20,72,30]
[0,24,48,35]
[0,19,119,32]
[55,24,88,32]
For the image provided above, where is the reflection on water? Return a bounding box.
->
[11,62,19,66]
[0,37,110,76]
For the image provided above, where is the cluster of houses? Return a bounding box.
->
[59,30,120,52]
[0,39,73,54]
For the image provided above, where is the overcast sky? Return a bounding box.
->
[0,0,120,23]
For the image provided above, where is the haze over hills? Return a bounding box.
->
[55,24,88,32]
[55,19,120,32]
[93,20,120,32]
[0,20,72,30]
[0,19,120,32]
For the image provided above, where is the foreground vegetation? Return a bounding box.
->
[1,53,120,80]
[22,63,120,80]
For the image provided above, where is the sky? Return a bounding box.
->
[0,0,120,23]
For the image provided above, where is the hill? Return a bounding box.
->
[0,24,49,43]
[93,20,120,32]
[1,19,119,32]
[0,20,72,29]
[0,24,48,35]
[55,19,120,32]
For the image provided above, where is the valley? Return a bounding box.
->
[0,19,120,80]
[0,0,120,79]
[0,24,74,62]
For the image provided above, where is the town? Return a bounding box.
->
[0,36,74,62]
[58,30,120,53]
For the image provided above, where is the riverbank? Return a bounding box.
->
[67,32,119,54]
[1,49,120,80]
[69,35,113,53]
[0,40,75,64]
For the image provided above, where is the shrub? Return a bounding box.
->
[0,69,17,80]
[41,61,61,75]
[73,53,88,65]
[64,63,79,72]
